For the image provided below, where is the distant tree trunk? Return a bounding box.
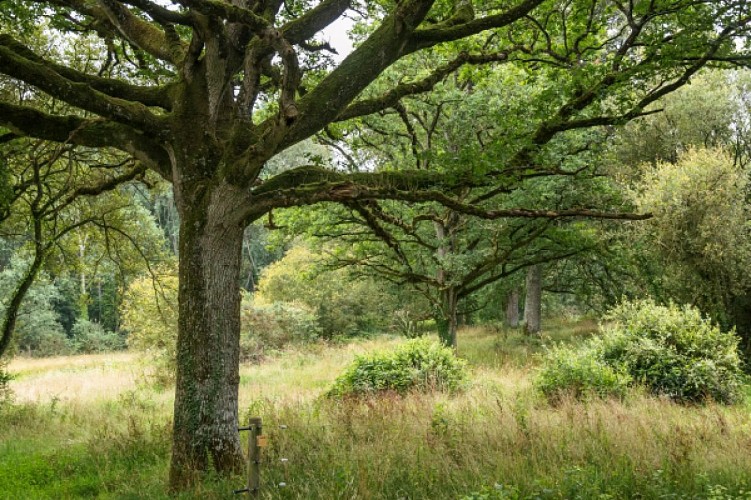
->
[524,265,542,335]
[0,216,45,358]
[434,218,458,348]
[436,286,459,348]
[78,233,89,321]
[505,288,520,327]
[458,311,470,327]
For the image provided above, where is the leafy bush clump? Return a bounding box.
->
[536,347,632,402]
[537,300,745,404]
[328,339,468,397]
[16,329,72,357]
[71,319,124,354]
[256,245,428,338]
[240,300,320,361]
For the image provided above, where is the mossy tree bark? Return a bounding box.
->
[506,288,520,328]
[170,179,247,487]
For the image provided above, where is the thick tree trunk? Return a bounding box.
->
[524,265,542,335]
[505,288,520,328]
[169,181,246,490]
[436,287,458,348]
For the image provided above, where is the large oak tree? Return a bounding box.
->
[1,0,750,490]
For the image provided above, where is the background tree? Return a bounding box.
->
[593,72,751,345]
[297,63,639,346]
[632,148,751,346]
[0,137,167,357]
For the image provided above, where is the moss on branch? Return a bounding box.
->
[247,165,650,223]
[0,35,173,109]
[0,43,167,134]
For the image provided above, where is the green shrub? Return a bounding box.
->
[599,300,744,403]
[536,346,632,402]
[328,338,468,397]
[16,329,72,357]
[70,319,124,354]
[240,300,320,362]
[121,273,178,386]
[537,300,745,404]
[256,245,428,338]
[0,360,13,407]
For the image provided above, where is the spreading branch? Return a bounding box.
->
[281,0,351,44]
[409,0,547,50]
[0,102,170,175]
[247,165,650,223]
[0,42,167,133]
[337,51,509,122]
[0,35,172,109]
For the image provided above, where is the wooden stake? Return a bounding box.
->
[248,417,262,497]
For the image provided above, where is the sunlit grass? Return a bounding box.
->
[239,336,405,404]
[8,352,139,403]
[9,351,136,377]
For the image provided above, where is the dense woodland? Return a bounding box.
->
[3,0,751,497]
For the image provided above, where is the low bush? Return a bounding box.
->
[70,319,124,354]
[327,338,468,397]
[537,300,745,404]
[16,329,72,357]
[240,300,320,361]
[600,300,745,403]
[536,346,632,402]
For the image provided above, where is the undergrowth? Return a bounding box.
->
[1,318,750,498]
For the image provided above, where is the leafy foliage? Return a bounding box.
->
[536,346,632,403]
[123,272,324,382]
[121,273,178,386]
[328,338,467,397]
[239,300,320,362]
[70,319,124,354]
[631,148,751,338]
[256,245,414,338]
[538,300,745,404]
[0,259,70,357]
[614,71,741,168]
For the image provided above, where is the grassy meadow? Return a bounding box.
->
[2,320,751,499]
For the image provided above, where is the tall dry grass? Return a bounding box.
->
[8,352,139,403]
[1,321,750,498]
